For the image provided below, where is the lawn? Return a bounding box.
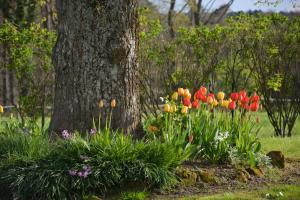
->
[182,185,300,200]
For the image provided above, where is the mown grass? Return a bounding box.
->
[249,112,300,160]
[181,185,300,200]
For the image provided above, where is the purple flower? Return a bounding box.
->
[83,165,92,172]
[68,170,77,176]
[90,128,97,135]
[62,130,71,140]
[78,170,91,178]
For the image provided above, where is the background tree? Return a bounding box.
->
[49,0,140,134]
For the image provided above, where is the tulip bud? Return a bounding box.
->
[171,92,178,101]
[183,89,190,98]
[170,104,177,113]
[207,96,214,104]
[230,93,239,101]
[192,100,199,109]
[164,104,171,112]
[200,86,207,95]
[0,105,3,113]
[181,106,188,114]
[228,101,236,110]
[111,99,116,108]
[178,88,184,96]
[98,100,104,108]
[212,99,218,107]
[250,102,259,112]
[182,97,191,107]
[252,92,260,103]
[239,89,247,100]
[217,92,225,100]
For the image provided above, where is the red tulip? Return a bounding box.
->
[195,90,202,100]
[230,92,239,101]
[182,97,191,106]
[239,89,247,100]
[241,96,249,104]
[241,103,248,110]
[208,93,215,99]
[200,86,207,95]
[192,100,199,109]
[250,102,259,112]
[252,92,260,103]
[228,101,236,110]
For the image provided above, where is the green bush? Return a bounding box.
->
[0,130,187,199]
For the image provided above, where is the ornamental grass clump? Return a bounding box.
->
[0,123,187,199]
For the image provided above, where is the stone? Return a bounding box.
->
[236,168,250,182]
[176,167,198,186]
[267,151,285,168]
[197,170,217,184]
[246,167,264,178]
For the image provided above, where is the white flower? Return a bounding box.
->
[159,97,165,103]
[278,192,284,196]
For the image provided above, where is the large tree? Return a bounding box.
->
[49,0,140,134]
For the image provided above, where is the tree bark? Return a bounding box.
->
[49,0,140,134]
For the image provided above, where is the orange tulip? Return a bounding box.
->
[178,88,184,96]
[207,96,214,104]
[183,89,190,98]
[200,86,207,95]
[111,99,116,108]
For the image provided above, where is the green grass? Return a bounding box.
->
[181,185,300,200]
[248,112,300,160]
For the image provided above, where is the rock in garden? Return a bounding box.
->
[176,167,198,186]
[246,167,264,178]
[197,170,217,184]
[267,151,285,168]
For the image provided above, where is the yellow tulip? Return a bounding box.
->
[213,99,218,107]
[98,100,104,108]
[221,100,230,108]
[181,106,188,114]
[0,105,3,113]
[171,92,178,101]
[178,88,184,96]
[217,92,225,100]
[170,105,177,113]
[111,99,116,108]
[164,104,171,112]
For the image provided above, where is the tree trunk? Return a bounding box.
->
[49,0,140,135]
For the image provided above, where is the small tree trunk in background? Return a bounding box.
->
[41,0,57,29]
[49,0,140,135]
[168,0,176,39]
